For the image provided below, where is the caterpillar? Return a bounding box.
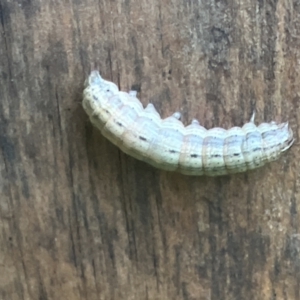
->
[82,71,294,176]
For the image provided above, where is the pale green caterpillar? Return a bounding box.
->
[82,71,294,176]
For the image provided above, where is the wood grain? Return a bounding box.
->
[0,0,299,299]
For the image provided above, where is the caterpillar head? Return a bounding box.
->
[86,70,119,98]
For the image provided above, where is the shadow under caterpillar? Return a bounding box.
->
[82,71,294,176]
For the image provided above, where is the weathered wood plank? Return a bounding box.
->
[0,0,299,299]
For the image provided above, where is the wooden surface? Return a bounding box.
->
[0,0,299,299]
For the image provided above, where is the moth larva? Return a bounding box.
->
[82,71,294,176]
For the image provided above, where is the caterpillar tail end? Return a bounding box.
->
[282,122,295,152]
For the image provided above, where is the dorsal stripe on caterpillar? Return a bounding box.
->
[82,71,294,176]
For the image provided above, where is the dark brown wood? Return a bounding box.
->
[0,0,299,299]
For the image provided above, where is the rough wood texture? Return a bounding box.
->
[0,0,299,299]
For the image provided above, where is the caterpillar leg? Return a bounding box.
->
[191,119,200,125]
[172,112,181,120]
[250,111,256,123]
[129,90,138,97]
